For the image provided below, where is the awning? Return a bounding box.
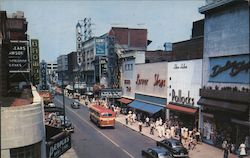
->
[198,98,248,112]
[117,98,132,104]
[128,100,164,114]
[65,85,73,91]
[166,104,197,114]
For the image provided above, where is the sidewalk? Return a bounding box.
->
[116,114,240,158]
[60,147,78,158]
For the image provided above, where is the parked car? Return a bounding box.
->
[71,101,80,109]
[156,138,188,158]
[58,115,74,133]
[142,147,173,158]
[47,103,56,107]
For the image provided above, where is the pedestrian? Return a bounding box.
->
[139,121,143,132]
[132,113,136,123]
[145,116,150,127]
[239,142,246,158]
[125,115,128,125]
[150,123,154,135]
[223,145,229,158]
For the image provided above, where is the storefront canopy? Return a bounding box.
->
[117,98,133,104]
[166,104,197,114]
[128,100,164,114]
[198,98,248,112]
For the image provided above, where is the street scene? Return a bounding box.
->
[1,0,250,158]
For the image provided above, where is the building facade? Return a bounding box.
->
[57,54,68,86]
[198,0,250,147]
[1,86,46,158]
[167,59,202,129]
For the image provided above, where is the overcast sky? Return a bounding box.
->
[1,0,205,62]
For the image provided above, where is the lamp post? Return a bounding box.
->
[62,73,66,128]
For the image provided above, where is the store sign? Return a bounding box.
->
[154,74,166,87]
[47,133,71,158]
[172,89,194,105]
[209,55,250,83]
[9,41,29,72]
[136,74,148,85]
[31,39,40,85]
[101,89,122,98]
[173,63,187,69]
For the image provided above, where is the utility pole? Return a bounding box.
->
[62,73,66,128]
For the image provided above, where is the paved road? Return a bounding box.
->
[54,95,155,158]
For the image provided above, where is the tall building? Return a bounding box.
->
[198,0,250,147]
[30,39,40,86]
[0,11,10,97]
[46,61,58,84]
[57,54,68,86]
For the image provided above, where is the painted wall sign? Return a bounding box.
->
[124,80,131,84]
[136,74,148,85]
[154,74,166,87]
[172,89,194,105]
[95,38,106,56]
[9,41,29,72]
[209,55,250,83]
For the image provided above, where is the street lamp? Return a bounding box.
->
[61,73,66,128]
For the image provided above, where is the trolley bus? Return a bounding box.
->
[89,104,116,128]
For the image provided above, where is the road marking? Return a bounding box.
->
[55,98,135,158]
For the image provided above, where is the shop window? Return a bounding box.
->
[10,142,41,158]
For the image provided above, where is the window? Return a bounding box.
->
[10,142,41,158]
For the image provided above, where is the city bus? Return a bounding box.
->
[89,104,116,128]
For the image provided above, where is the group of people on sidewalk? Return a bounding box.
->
[124,112,201,151]
[222,137,249,158]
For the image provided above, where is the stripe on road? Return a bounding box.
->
[55,98,135,158]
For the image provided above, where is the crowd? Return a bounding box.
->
[125,112,201,151]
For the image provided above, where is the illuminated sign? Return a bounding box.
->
[95,38,106,56]
[101,89,122,98]
[31,39,40,85]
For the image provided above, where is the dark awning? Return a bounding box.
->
[166,104,197,114]
[117,98,133,104]
[198,98,248,112]
[128,100,164,114]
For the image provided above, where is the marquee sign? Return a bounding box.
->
[9,41,29,72]
[101,89,122,98]
[31,39,40,85]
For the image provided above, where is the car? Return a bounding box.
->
[156,138,188,158]
[58,115,74,133]
[47,103,56,107]
[71,101,80,109]
[142,147,173,158]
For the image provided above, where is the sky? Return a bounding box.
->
[1,0,205,62]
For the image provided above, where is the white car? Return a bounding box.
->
[47,103,56,107]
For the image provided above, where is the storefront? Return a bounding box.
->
[167,59,202,130]
[199,0,250,150]
[128,62,168,120]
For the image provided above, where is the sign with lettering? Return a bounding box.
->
[209,55,250,83]
[101,89,122,98]
[171,89,194,105]
[40,62,47,90]
[95,38,106,56]
[9,41,29,72]
[136,74,148,85]
[31,39,40,85]
[173,63,187,69]
[46,132,71,158]
[154,74,166,87]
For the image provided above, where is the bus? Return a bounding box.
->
[89,104,116,128]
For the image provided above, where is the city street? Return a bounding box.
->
[54,95,155,158]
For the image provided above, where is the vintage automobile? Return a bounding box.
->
[156,138,189,158]
[142,147,173,158]
[58,115,74,133]
[71,101,80,109]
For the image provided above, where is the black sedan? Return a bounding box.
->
[142,147,173,158]
[71,101,80,109]
[156,138,188,158]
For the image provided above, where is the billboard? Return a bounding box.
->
[95,38,106,56]
[101,88,122,98]
[9,40,29,72]
[31,39,40,85]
